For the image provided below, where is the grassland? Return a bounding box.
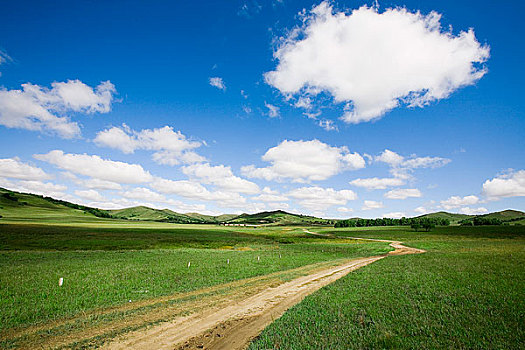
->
[0,222,390,335]
[249,225,525,349]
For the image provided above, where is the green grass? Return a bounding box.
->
[249,226,525,349]
[0,223,391,331]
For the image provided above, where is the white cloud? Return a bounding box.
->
[209,77,226,90]
[265,102,280,118]
[414,206,428,215]
[459,207,488,215]
[0,157,50,181]
[62,172,122,190]
[288,186,357,211]
[382,212,406,219]
[94,125,205,166]
[318,119,338,131]
[253,193,289,202]
[440,195,479,210]
[252,187,289,202]
[120,187,167,203]
[375,149,450,180]
[482,170,525,199]
[74,189,106,202]
[337,207,354,213]
[361,200,384,210]
[181,163,260,194]
[385,188,422,200]
[265,2,489,123]
[150,178,246,205]
[349,177,405,190]
[375,149,404,166]
[241,139,365,182]
[295,97,312,109]
[0,80,116,138]
[34,150,153,184]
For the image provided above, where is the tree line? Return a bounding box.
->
[334,217,450,231]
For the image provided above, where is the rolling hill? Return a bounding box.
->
[416,211,473,224]
[0,187,523,226]
[108,206,204,224]
[227,210,333,226]
[0,187,111,223]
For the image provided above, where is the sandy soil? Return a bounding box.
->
[102,233,424,350]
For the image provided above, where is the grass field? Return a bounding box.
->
[1,206,524,349]
[0,222,390,333]
[249,226,525,349]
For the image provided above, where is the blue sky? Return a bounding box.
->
[0,0,523,218]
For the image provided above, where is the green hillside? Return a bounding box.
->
[417,211,473,224]
[228,210,333,226]
[480,209,525,220]
[0,188,111,223]
[458,209,525,226]
[184,212,239,223]
[109,206,203,224]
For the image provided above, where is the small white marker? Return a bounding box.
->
[227,259,230,264]
[129,299,132,303]
[58,277,63,287]
[188,261,191,268]
[279,254,282,259]
[257,256,260,261]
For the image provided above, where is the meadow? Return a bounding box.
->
[249,225,525,349]
[0,222,390,334]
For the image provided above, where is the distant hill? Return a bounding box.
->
[0,187,522,226]
[457,209,525,226]
[184,213,239,223]
[416,210,525,225]
[227,210,333,226]
[108,206,204,224]
[416,211,473,224]
[480,210,525,221]
[0,187,111,223]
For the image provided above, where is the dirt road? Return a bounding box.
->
[103,232,424,350]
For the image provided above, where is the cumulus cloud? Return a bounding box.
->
[120,187,167,203]
[337,207,354,213]
[288,186,357,211]
[63,172,122,190]
[349,177,405,190]
[34,150,153,184]
[382,212,406,219]
[459,207,488,215]
[0,80,116,138]
[94,125,205,165]
[362,200,384,210]
[0,157,50,180]
[209,77,226,90]
[74,189,106,202]
[375,149,450,180]
[252,187,289,202]
[150,178,246,206]
[440,195,479,210]
[384,188,422,199]
[241,139,365,182]
[181,163,260,194]
[482,170,525,199]
[265,2,489,123]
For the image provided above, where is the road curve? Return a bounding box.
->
[103,230,425,350]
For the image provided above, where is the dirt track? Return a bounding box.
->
[103,232,424,350]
